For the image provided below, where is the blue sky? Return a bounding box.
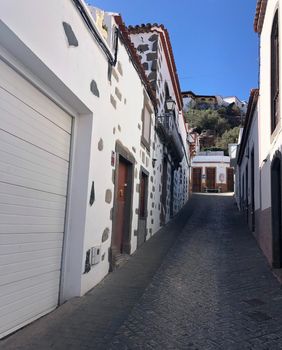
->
[88,0,258,101]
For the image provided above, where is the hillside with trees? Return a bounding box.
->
[184,103,244,154]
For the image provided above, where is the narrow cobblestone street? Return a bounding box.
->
[2,194,282,350]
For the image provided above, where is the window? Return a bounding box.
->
[271,10,280,133]
[141,99,152,150]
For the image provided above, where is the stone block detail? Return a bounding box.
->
[147,52,157,61]
[135,208,139,215]
[62,22,78,47]
[149,34,158,42]
[137,44,149,52]
[112,68,119,82]
[110,208,113,220]
[98,138,104,151]
[115,87,122,101]
[117,62,123,76]
[142,62,149,70]
[138,123,141,130]
[90,80,100,97]
[118,125,121,132]
[105,189,112,203]
[132,146,136,153]
[110,95,117,109]
[102,228,110,242]
[135,168,138,178]
[148,71,157,81]
[136,184,140,193]
[152,40,158,52]
[151,60,157,71]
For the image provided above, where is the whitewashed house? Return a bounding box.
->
[0,0,189,338]
[236,90,259,230]
[236,0,281,268]
[191,152,234,193]
[128,24,190,223]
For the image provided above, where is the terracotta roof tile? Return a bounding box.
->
[254,0,268,33]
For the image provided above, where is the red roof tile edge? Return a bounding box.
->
[254,0,268,33]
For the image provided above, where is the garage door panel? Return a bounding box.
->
[1,282,58,311]
[0,247,62,266]
[0,183,66,210]
[0,294,58,338]
[0,59,72,338]
[0,259,61,287]
[0,164,68,196]
[0,96,71,161]
[0,152,68,193]
[0,135,69,181]
[0,130,70,173]
[0,60,72,133]
[0,203,66,219]
[0,255,61,278]
[0,87,71,141]
[0,239,63,255]
[0,232,63,245]
[0,271,60,298]
[0,223,65,234]
[0,212,64,226]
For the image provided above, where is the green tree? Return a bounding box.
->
[184,109,229,137]
[216,126,240,151]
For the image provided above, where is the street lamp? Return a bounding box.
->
[165,97,176,112]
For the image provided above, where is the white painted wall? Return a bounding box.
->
[0,0,162,300]
[257,0,280,211]
[237,104,260,211]
[130,27,190,220]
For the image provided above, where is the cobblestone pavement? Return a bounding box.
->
[2,194,282,350]
[109,194,282,350]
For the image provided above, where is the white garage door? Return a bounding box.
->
[0,59,72,338]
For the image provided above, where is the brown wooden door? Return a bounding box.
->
[137,172,148,247]
[114,158,128,253]
[192,168,202,192]
[206,167,216,189]
[161,157,168,225]
[227,168,234,192]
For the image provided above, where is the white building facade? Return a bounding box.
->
[191,152,233,193]
[0,0,190,338]
[236,0,281,268]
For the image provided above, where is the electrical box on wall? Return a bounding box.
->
[90,246,101,265]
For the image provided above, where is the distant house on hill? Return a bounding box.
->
[191,151,234,193]
[182,91,247,114]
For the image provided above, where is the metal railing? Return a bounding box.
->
[156,113,184,165]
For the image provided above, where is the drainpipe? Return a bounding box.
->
[72,0,118,66]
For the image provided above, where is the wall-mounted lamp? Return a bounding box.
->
[165,97,176,112]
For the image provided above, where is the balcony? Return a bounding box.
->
[156,114,184,166]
